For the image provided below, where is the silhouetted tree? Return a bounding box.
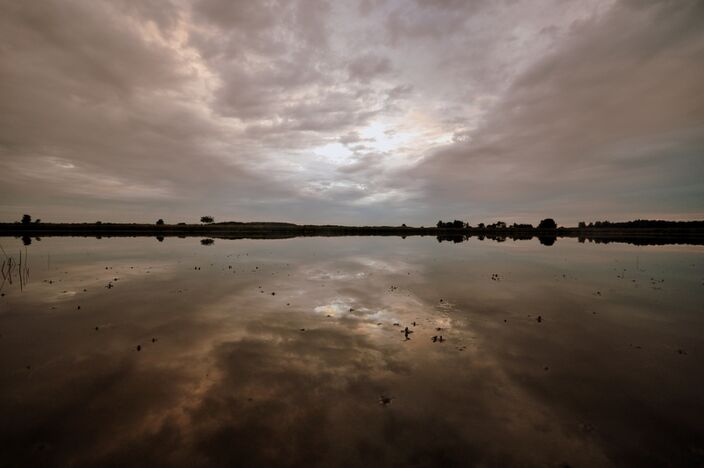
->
[201,238,215,245]
[437,219,469,228]
[21,214,31,224]
[578,221,586,229]
[156,219,165,225]
[201,216,214,224]
[538,218,557,229]
[34,219,41,224]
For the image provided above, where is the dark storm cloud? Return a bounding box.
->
[347,54,393,82]
[0,0,296,221]
[191,0,332,120]
[386,0,488,43]
[0,0,701,223]
[410,0,704,223]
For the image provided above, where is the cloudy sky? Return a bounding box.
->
[1,0,702,225]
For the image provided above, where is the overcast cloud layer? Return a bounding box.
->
[1,0,702,224]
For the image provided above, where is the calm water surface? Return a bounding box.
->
[1,236,703,467]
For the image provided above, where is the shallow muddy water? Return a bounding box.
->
[1,236,703,467]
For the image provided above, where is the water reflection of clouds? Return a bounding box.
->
[1,237,702,466]
[353,256,417,274]
[306,270,368,281]
[32,259,180,302]
[301,256,419,282]
[313,300,399,328]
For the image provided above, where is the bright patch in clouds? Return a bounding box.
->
[313,142,353,163]
[358,121,412,153]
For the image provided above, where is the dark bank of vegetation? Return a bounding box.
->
[1,215,703,246]
[578,219,704,229]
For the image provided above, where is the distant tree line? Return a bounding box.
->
[434,218,557,229]
[578,219,704,229]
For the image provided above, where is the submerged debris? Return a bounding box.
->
[379,395,393,406]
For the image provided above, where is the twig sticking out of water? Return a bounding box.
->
[0,245,30,293]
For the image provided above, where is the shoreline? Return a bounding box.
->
[2,223,704,246]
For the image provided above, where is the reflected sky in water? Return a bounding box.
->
[1,236,703,467]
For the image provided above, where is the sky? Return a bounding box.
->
[0,0,703,226]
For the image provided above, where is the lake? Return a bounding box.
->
[1,236,703,467]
